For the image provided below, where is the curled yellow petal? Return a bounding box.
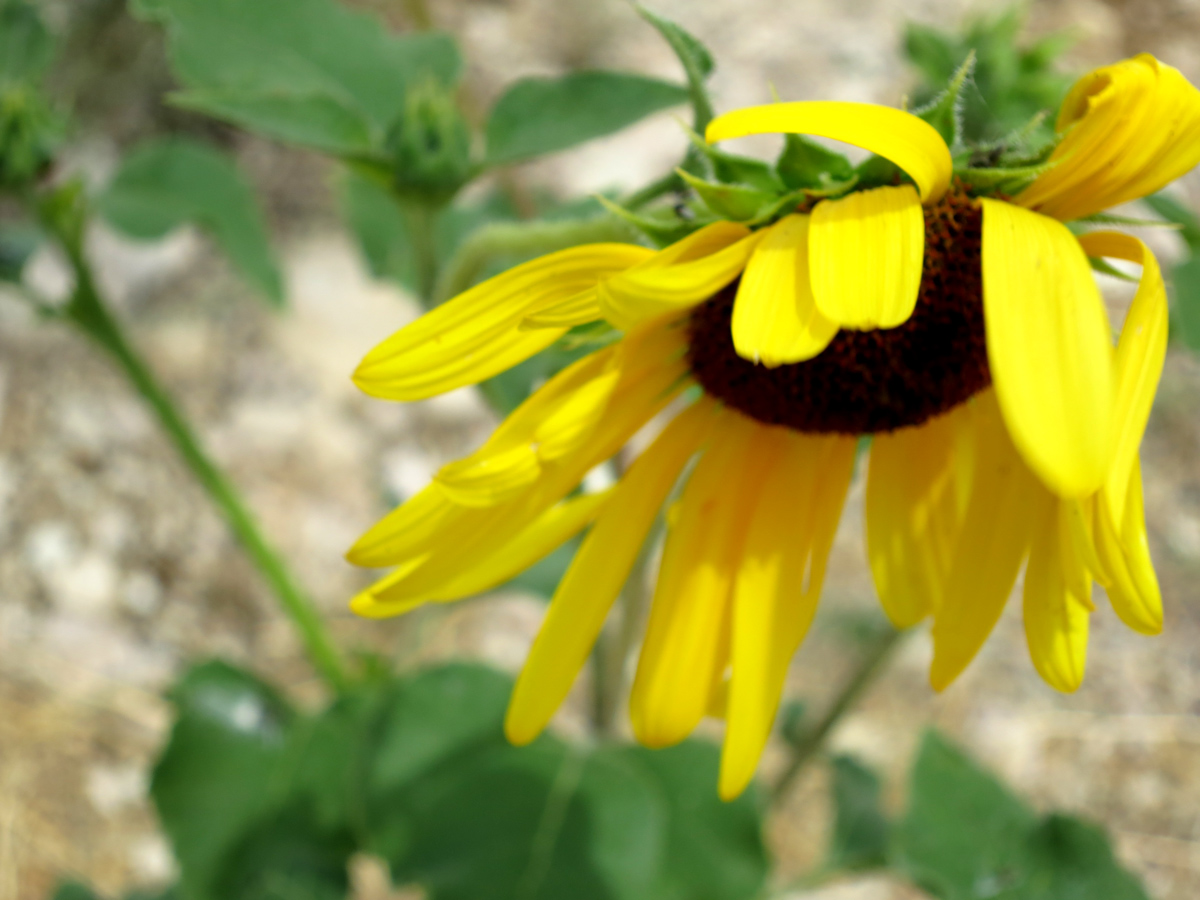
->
[731,214,837,365]
[930,392,1050,690]
[1076,231,1169,524]
[809,185,925,330]
[351,489,613,617]
[719,430,854,800]
[1018,55,1200,221]
[866,405,968,629]
[1095,460,1163,635]
[353,243,649,400]
[706,101,952,203]
[1024,498,1090,693]
[980,200,1113,498]
[598,222,762,329]
[504,399,718,746]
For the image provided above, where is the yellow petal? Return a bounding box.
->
[353,243,649,400]
[719,430,854,799]
[630,411,768,749]
[1076,231,1169,524]
[504,399,717,745]
[345,482,460,567]
[731,214,837,365]
[1095,459,1163,635]
[866,406,968,629]
[980,200,1114,498]
[930,392,1051,690]
[809,186,925,330]
[521,287,601,329]
[599,222,762,329]
[534,368,622,461]
[1018,55,1200,221]
[351,489,613,617]
[1024,498,1090,693]
[706,101,952,203]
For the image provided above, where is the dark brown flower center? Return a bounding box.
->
[685,190,990,435]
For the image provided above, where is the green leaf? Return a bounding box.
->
[152,660,353,900]
[0,0,53,83]
[51,884,102,900]
[912,52,975,148]
[827,755,889,871]
[152,661,297,896]
[172,91,376,158]
[893,730,1148,900]
[623,742,768,900]
[98,138,284,305]
[1143,192,1200,250]
[1169,255,1200,352]
[485,71,690,166]
[635,6,715,134]
[132,0,461,154]
[776,134,854,191]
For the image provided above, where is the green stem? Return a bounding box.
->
[56,226,348,691]
[401,201,441,305]
[771,627,904,805]
[433,216,635,305]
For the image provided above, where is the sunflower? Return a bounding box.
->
[348,54,1200,799]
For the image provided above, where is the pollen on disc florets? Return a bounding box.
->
[686,189,991,435]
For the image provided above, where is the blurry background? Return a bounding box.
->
[1,0,1199,898]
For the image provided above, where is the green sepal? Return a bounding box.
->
[955,160,1056,196]
[682,127,783,191]
[1077,211,1184,230]
[910,51,975,149]
[854,154,907,191]
[676,167,775,221]
[776,133,854,190]
[594,193,712,247]
[1089,256,1138,283]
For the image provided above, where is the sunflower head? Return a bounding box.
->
[348,54,1199,798]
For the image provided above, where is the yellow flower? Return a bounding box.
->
[348,54,1199,799]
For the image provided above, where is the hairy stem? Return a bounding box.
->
[52,214,349,691]
[771,626,905,804]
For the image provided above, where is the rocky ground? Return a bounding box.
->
[3,0,1200,898]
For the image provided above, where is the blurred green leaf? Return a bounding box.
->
[676,168,775,221]
[1169,255,1200,352]
[485,71,689,166]
[903,7,1074,145]
[132,0,460,155]
[98,138,284,304]
[827,755,890,872]
[912,54,974,149]
[1143,192,1200,250]
[0,0,54,83]
[51,884,101,900]
[501,537,581,599]
[893,730,1148,900]
[152,660,352,900]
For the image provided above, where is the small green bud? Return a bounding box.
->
[0,83,60,191]
[386,78,473,204]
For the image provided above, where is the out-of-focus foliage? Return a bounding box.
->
[98,138,284,304]
[1144,192,1200,352]
[0,0,61,189]
[904,6,1074,144]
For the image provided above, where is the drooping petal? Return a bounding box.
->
[352,489,613,616]
[1076,231,1169,524]
[504,399,718,745]
[866,405,969,629]
[353,243,650,400]
[731,214,837,365]
[599,222,762,329]
[980,200,1114,498]
[1095,460,1163,635]
[809,185,925,330]
[719,430,854,800]
[706,101,952,203]
[1023,497,1091,693]
[1018,55,1200,221]
[630,411,771,749]
[930,392,1052,690]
